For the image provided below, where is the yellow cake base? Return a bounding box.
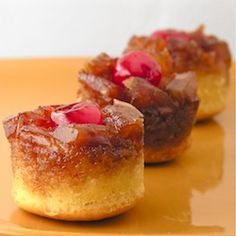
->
[12,157,144,221]
[196,73,228,121]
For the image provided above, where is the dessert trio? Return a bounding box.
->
[3,26,231,220]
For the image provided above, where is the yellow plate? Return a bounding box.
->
[0,59,234,236]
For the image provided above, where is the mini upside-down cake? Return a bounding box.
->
[78,51,199,163]
[125,26,231,121]
[3,101,144,221]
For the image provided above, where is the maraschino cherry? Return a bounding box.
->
[113,51,162,87]
[151,29,190,42]
[51,102,102,125]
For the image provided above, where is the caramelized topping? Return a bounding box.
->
[151,29,190,42]
[126,26,231,74]
[84,53,116,81]
[19,106,56,129]
[3,102,103,140]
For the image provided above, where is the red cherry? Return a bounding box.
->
[51,102,102,125]
[151,29,190,42]
[113,51,162,87]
